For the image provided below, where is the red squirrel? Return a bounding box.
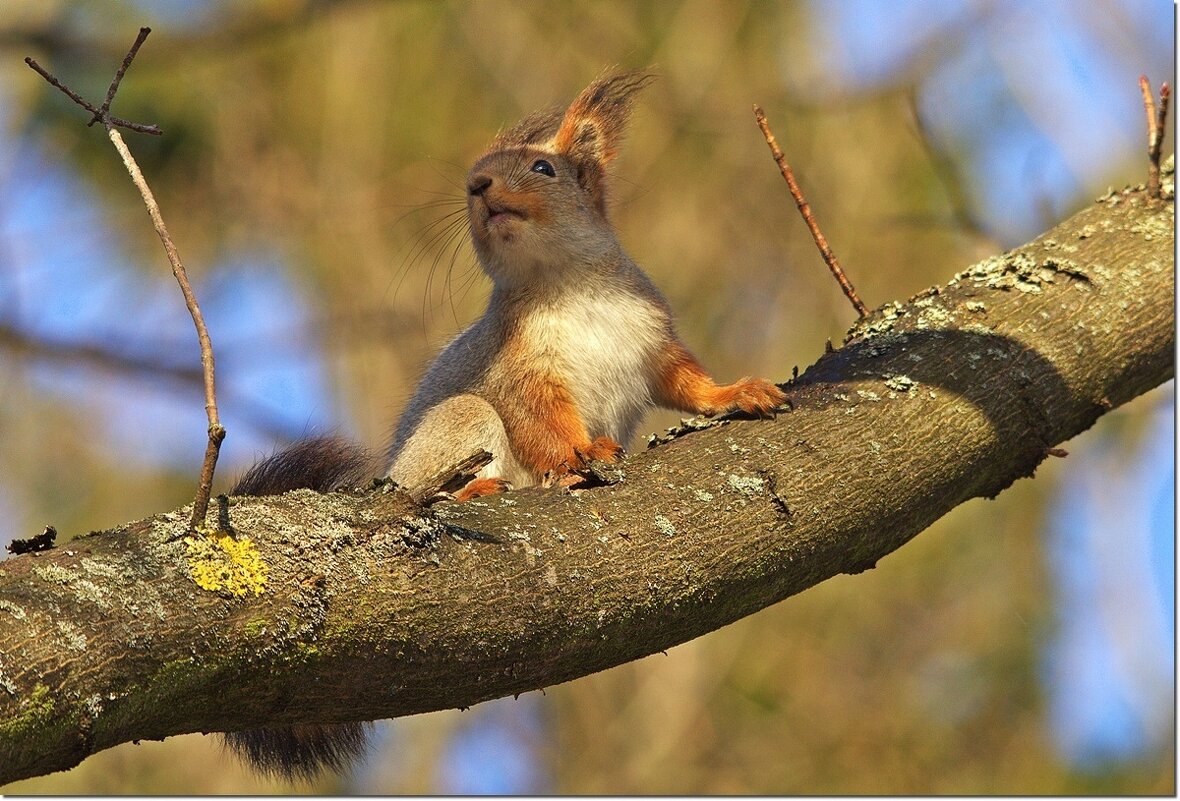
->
[226,69,785,779]
[386,69,784,500]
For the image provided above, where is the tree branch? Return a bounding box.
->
[0,174,1173,784]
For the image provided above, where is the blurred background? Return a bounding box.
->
[0,0,1173,794]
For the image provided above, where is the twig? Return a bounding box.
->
[413,451,495,505]
[23,55,162,136]
[25,27,224,530]
[752,104,869,318]
[1139,75,1170,199]
[90,26,152,127]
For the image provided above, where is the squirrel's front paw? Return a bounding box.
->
[547,437,625,487]
[549,438,625,489]
[714,378,788,417]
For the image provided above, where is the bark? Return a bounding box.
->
[0,178,1173,784]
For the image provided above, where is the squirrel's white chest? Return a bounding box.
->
[519,291,664,443]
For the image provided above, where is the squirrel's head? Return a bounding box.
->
[465,69,655,283]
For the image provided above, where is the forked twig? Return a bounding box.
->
[23,56,162,136]
[1139,75,1171,199]
[26,27,225,531]
[753,105,868,318]
[90,26,152,127]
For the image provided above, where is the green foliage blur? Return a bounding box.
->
[0,0,1172,794]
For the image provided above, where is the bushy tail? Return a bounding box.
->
[223,436,375,780]
[230,436,373,496]
[223,722,373,782]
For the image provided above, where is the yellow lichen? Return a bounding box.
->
[184,530,268,597]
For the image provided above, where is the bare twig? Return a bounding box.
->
[25,27,223,530]
[1157,85,1171,147]
[1139,75,1170,199]
[752,104,869,318]
[413,451,495,505]
[23,55,162,136]
[90,26,152,127]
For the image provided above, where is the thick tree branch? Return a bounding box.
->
[0,174,1173,784]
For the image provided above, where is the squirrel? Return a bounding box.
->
[386,68,785,499]
[223,69,786,780]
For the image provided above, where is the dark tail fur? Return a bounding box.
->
[223,723,373,782]
[222,436,375,780]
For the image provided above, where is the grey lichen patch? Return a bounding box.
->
[1128,214,1174,243]
[0,659,16,696]
[32,563,76,585]
[55,620,88,651]
[727,474,766,498]
[692,489,715,503]
[1043,236,1080,253]
[883,374,917,393]
[846,301,906,341]
[949,249,1092,296]
[962,322,994,337]
[654,515,677,537]
[84,693,105,718]
[32,563,113,610]
[960,253,1045,293]
[79,557,124,581]
[400,515,447,549]
[0,598,27,620]
[913,303,956,330]
[647,416,727,447]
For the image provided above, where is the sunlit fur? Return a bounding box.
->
[387,69,785,497]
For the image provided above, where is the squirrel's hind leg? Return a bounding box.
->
[388,394,531,495]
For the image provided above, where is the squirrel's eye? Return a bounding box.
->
[530,159,556,177]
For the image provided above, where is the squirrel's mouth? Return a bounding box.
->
[478,198,526,228]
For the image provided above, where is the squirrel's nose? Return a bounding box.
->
[467,174,493,197]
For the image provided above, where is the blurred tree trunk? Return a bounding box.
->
[0,179,1172,785]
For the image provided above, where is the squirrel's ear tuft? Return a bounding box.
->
[489,106,566,152]
[552,69,656,167]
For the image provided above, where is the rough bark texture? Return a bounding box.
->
[0,177,1173,784]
